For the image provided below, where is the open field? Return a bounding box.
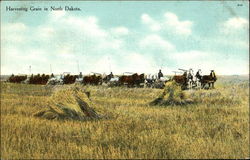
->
[0,75,249,159]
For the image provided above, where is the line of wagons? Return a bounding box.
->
[6,69,217,90]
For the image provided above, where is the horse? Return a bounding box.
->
[7,74,27,83]
[119,73,145,87]
[83,74,102,85]
[27,74,50,85]
[145,78,156,88]
[195,69,202,89]
[172,71,188,90]
[63,74,79,84]
[200,70,217,89]
[187,69,194,90]
[102,73,114,84]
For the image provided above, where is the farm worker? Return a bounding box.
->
[158,70,163,79]
[109,72,114,78]
[188,70,194,82]
[195,70,201,77]
[79,72,83,78]
[195,69,202,82]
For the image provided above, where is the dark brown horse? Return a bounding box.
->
[7,74,27,83]
[172,72,188,90]
[119,73,145,87]
[28,74,50,85]
[63,74,79,84]
[83,74,102,85]
[200,70,217,89]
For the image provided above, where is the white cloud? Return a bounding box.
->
[164,12,193,36]
[221,17,249,35]
[49,10,66,19]
[141,12,193,36]
[169,50,210,73]
[124,53,156,73]
[168,50,249,75]
[1,11,247,76]
[141,14,161,31]
[199,58,249,75]
[37,26,55,38]
[96,39,123,51]
[224,17,249,30]
[64,16,108,38]
[171,50,208,60]
[218,16,249,51]
[141,14,152,24]
[139,34,175,52]
[2,23,28,43]
[111,27,129,36]
[2,23,27,32]
[1,12,134,75]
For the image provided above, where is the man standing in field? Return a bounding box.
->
[158,69,163,79]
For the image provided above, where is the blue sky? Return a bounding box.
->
[1,1,249,75]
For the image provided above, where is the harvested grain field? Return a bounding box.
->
[0,76,249,159]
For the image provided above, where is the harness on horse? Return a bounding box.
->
[188,73,193,80]
[195,72,201,80]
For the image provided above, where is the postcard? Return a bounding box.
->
[1,0,249,159]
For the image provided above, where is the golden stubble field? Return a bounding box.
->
[0,76,249,159]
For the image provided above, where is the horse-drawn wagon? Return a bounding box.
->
[170,69,217,90]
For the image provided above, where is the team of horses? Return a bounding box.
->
[6,69,217,90]
[7,75,27,83]
[172,69,217,90]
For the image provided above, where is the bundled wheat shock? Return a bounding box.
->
[34,85,101,120]
[150,81,194,106]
